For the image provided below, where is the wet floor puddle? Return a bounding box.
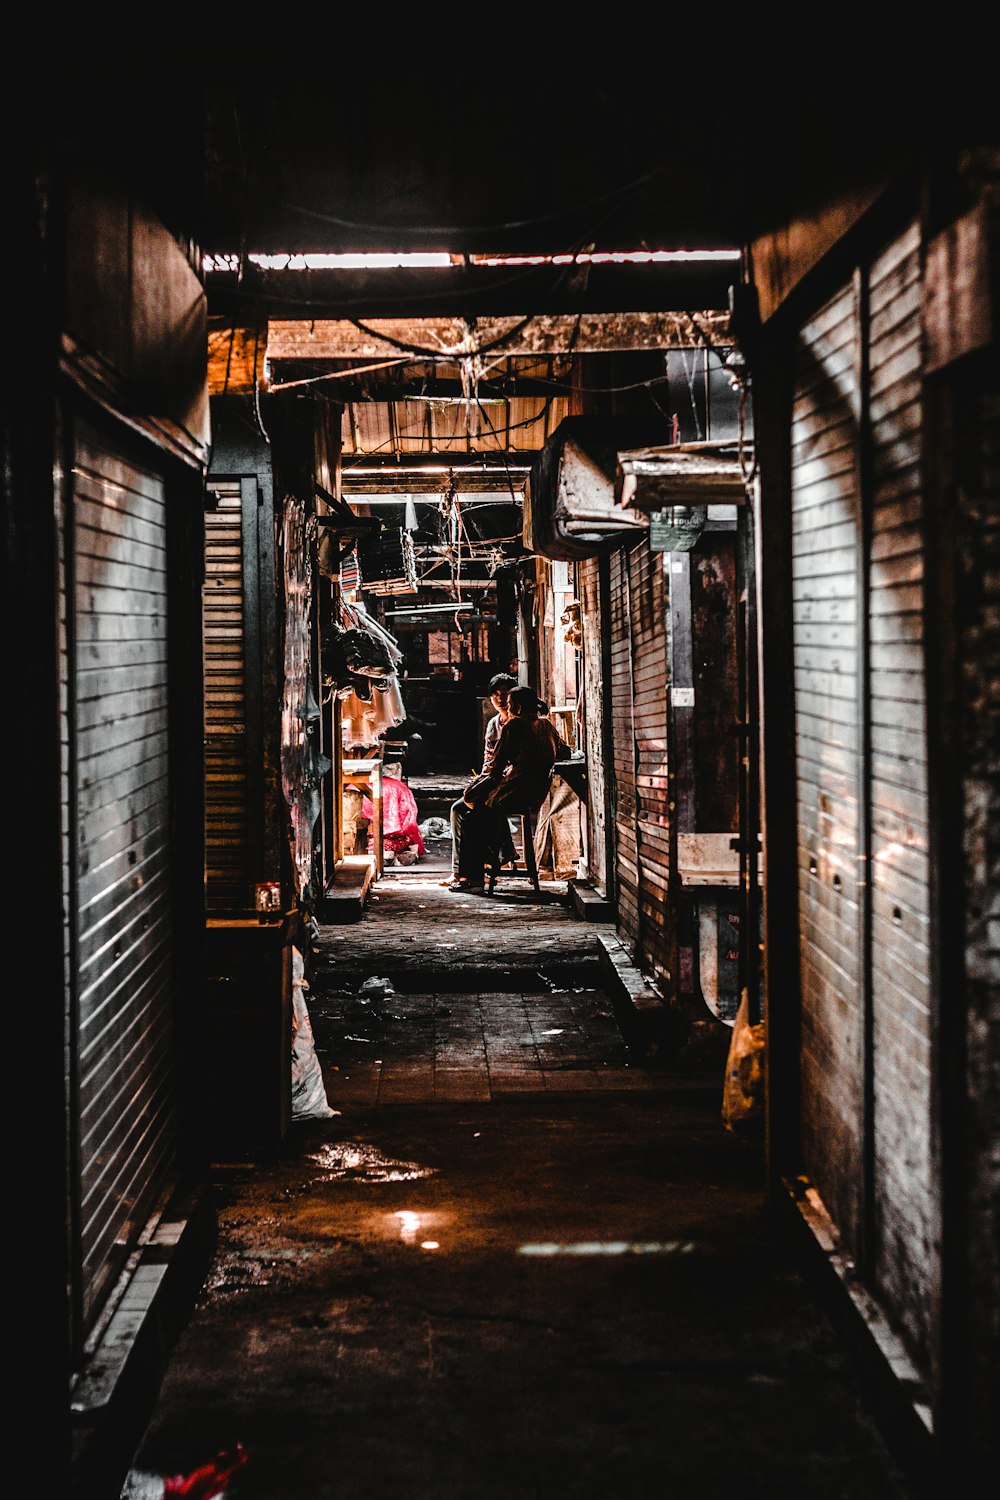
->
[306,1141,436,1183]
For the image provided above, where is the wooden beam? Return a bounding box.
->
[208,324,267,395]
[340,452,535,494]
[266,311,731,364]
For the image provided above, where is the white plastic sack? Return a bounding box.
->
[291,946,336,1119]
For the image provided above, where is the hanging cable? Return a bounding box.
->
[677,342,704,442]
[346,313,538,362]
[737,376,758,492]
[251,321,271,445]
[474,394,521,506]
[281,162,675,239]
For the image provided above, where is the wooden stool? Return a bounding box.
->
[487,809,540,895]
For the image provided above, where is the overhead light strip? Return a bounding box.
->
[471,249,741,267]
[343,463,532,476]
[204,248,740,274]
[335,501,524,513]
[205,252,454,272]
[383,602,475,616]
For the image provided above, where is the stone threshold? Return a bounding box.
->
[70,1181,216,1499]
[782,1174,937,1488]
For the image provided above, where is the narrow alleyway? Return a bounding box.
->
[122,875,918,1499]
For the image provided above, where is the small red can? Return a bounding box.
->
[254,881,281,913]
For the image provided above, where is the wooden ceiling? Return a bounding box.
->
[202,87,753,259]
[196,88,911,515]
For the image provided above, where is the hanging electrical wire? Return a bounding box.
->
[346,313,538,363]
[251,321,271,445]
[434,473,470,631]
[281,161,675,240]
[474,394,521,506]
[734,356,757,492]
[338,394,556,477]
[683,310,735,372]
[267,356,413,393]
[206,193,656,327]
[677,342,704,442]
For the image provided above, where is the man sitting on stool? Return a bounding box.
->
[452,686,573,893]
[444,673,517,886]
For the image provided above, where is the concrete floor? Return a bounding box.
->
[121,873,919,1499]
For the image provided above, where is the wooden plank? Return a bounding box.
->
[208,324,267,396]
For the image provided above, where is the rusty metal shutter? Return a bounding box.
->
[791,282,866,1247]
[791,224,936,1356]
[867,224,935,1361]
[628,543,671,980]
[204,479,254,909]
[579,556,612,898]
[610,545,640,944]
[69,421,177,1335]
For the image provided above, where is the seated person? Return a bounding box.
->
[445,672,517,884]
[451,686,573,892]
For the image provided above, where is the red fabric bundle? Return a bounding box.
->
[363,776,425,855]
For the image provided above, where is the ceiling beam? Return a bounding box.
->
[340,453,535,495]
[267,311,731,365]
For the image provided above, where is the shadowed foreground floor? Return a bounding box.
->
[122,877,916,1499]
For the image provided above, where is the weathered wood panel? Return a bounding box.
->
[71,423,177,1333]
[791,282,865,1246]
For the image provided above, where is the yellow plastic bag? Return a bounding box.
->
[721,990,765,1132]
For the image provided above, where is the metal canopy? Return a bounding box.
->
[523,418,659,562]
[615,441,751,512]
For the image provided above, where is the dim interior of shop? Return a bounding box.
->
[197,92,756,920]
[281,341,740,890]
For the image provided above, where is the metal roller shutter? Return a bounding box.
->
[579,556,611,899]
[628,543,670,979]
[791,224,936,1366]
[69,421,177,1335]
[791,282,866,1246]
[204,479,252,909]
[610,545,640,944]
[867,224,935,1361]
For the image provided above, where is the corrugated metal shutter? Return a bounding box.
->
[628,544,671,979]
[579,556,610,897]
[867,224,935,1361]
[70,421,177,1334]
[204,479,251,909]
[610,546,640,944]
[791,224,935,1358]
[791,282,866,1247]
